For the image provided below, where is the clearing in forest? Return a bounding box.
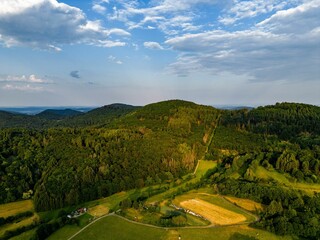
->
[224,196,263,212]
[180,198,246,225]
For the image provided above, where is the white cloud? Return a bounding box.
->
[219,0,302,25]
[2,84,45,92]
[257,0,320,34]
[166,1,320,82]
[0,74,52,84]
[143,41,164,50]
[105,0,217,35]
[96,40,126,47]
[92,4,107,14]
[108,55,123,64]
[0,0,129,50]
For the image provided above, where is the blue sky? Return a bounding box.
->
[0,0,319,106]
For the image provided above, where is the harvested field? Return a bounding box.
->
[180,198,246,225]
[224,196,263,212]
[88,205,109,217]
[0,214,39,236]
[0,200,33,218]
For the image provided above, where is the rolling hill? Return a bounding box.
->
[0,100,319,239]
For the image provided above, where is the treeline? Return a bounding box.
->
[0,100,220,211]
[217,179,320,239]
[221,102,320,145]
[207,148,320,239]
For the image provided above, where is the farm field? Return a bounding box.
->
[0,200,37,239]
[180,198,246,225]
[47,225,82,240]
[72,215,166,240]
[0,214,38,236]
[0,200,33,218]
[9,229,36,240]
[224,196,264,212]
[173,192,256,224]
[71,215,292,240]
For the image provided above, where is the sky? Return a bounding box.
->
[0,0,319,107]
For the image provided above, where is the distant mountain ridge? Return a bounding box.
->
[0,106,94,115]
[0,103,140,128]
[36,109,84,120]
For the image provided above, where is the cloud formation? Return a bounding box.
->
[166,1,320,82]
[0,74,51,84]
[108,55,123,64]
[0,0,130,50]
[144,42,164,50]
[2,84,44,92]
[104,0,218,35]
[70,71,81,79]
[219,0,299,25]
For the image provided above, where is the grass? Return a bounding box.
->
[71,215,291,240]
[0,214,39,237]
[254,166,291,184]
[254,166,320,193]
[194,160,217,179]
[47,225,82,240]
[9,229,37,240]
[179,225,292,240]
[48,189,150,240]
[224,196,264,212]
[72,215,166,240]
[147,160,217,203]
[0,200,33,218]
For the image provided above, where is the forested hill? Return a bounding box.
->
[0,103,139,128]
[0,100,221,211]
[0,110,43,128]
[205,102,320,239]
[221,102,320,141]
[36,109,83,120]
[1,100,320,239]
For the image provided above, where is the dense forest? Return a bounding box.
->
[205,102,320,239]
[0,100,319,239]
[0,100,220,211]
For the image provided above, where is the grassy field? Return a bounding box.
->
[0,200,33,218]
[71,215,292,240]
[9,229,36,240]
[48,189,151,240]
[0,200,37,239]
[0,214,39,236]
[254,166,320,193]
[72,215,166,240]
[179,225,292,240]
[47,225,82,240]
[147,160,217,203]
[193,160,217,179]
[224,196,264,212]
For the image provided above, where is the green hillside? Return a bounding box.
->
[0,100,319,239]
